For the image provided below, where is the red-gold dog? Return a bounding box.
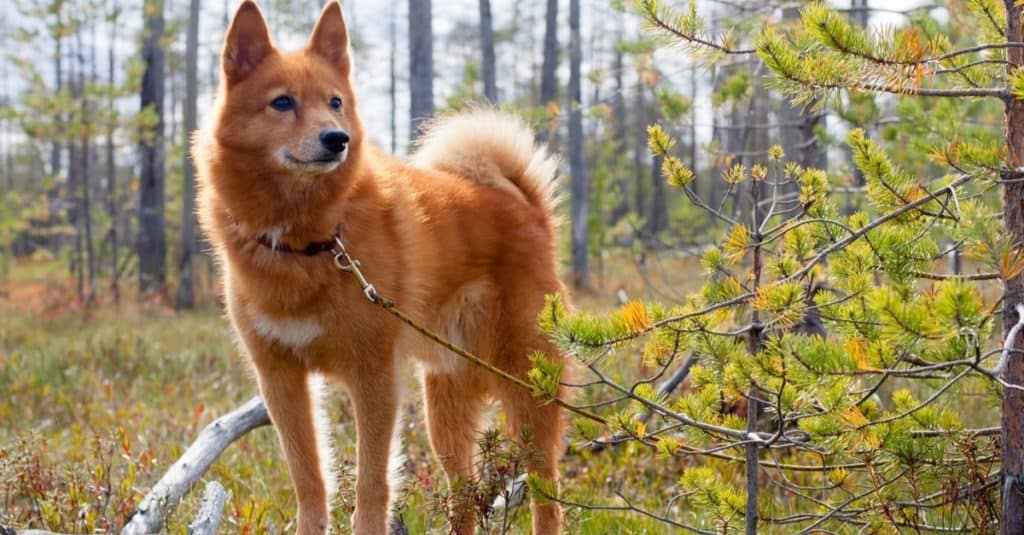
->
[194,1,568,533]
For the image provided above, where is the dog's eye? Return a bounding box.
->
[270,95,295,112]
[329,97,342,110]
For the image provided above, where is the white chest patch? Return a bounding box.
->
[248,309,326,350]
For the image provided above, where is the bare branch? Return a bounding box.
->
[121,396,270,535]
[187,481,230,535]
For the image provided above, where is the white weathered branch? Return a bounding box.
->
[121,396,270,535]
[994,303,1024,377]
[187,481,230,535]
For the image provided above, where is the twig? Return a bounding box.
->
[187,481,230,535]
[121,396,270,535]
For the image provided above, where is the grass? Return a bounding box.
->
[0,256,697,534]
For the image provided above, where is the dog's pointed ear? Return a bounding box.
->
[307,1,351,77]
[222,0,273,85]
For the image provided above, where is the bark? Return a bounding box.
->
[479,0,497,103]
[408,0,434,142]
[1002,3,1024,532]
[568,0,588,289]
[176,0,201,310]
[138,0,167,294]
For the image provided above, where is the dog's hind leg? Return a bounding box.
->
[253,358,331,535]
[347,369,400,535]
[423,371,486,535]
[494,338,566,535]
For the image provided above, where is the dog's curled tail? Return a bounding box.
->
[411,109,559,217]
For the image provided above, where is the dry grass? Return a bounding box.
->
[0,254,710,534]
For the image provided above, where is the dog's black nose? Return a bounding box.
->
[319,129,350,153]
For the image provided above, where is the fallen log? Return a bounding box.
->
[121,396,270,535]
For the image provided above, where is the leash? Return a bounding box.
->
[329,235,605,425]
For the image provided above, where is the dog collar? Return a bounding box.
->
[255,226,341,256]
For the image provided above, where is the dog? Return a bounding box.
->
[193,1,569,533]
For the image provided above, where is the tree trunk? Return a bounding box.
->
[408,0,434,143]
[568,0,588,289]
[781,7,825,171]
[633,72,647,223]
[389,10,397,154]
[176,0,201,310]
[537,0,558,143]
[139,0,167,295]
[647,82,667,238]
[68,38,83,302]
[648,152,666,238]
[51,8,63,181]
[106,2,120,304]
[608,22,629,223]
[844,0,868,212]
[1002,4,1024,533]
[479,0,497,103]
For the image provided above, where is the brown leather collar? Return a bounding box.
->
[255,228,339,256]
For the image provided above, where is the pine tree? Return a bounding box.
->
[527,1,1024,531]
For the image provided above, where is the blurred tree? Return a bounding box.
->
[568,0,588,290]
[409,0,434,142]
[537,0,558,143]
[139,0,166,294]
[175,0,200,310]
[479,0,497,103]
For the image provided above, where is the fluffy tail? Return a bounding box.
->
[411,110,559,216]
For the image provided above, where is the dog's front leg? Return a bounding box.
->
[254,358,331,535]
[348,372,399,535]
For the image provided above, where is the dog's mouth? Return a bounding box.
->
[280,148,347,172]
